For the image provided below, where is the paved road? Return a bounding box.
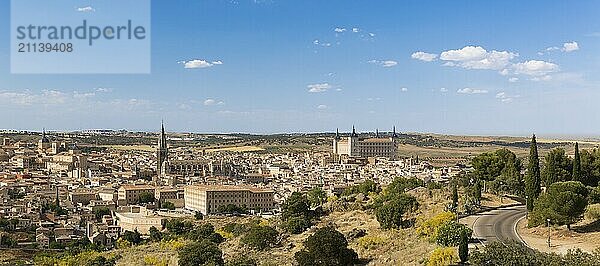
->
[470,205,527,245]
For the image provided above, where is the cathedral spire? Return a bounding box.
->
[335,128,340,140]
[376,128,379,138]
[392,126,397,138]
[351,125,358,137]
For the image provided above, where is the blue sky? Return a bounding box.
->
[1,0,600,136]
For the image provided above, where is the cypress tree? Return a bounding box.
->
[452,184,459,212]
[459,229,469,263]
[573,142,581,182]
[525,134,541,211]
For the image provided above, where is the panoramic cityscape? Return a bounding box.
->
[2,1,600,266]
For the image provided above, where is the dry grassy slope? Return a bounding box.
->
[107,188,450,266]
[220,187,448,266]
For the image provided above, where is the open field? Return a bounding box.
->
[203,146,265,153]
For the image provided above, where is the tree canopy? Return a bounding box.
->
[294,226,358,266]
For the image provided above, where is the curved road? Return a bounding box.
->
[469,205,527,245]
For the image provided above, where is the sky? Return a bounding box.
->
[1,0,600,136]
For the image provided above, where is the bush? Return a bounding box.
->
[225,256,257,266]
[375,193,419,229]
[357,235,386,250]
[222,222,249,237]
[161,201,176,210]
[144,255,168,266]
[585,204,600,221]
[427,247,458,266]
[435,221,472,247]
[417,211,456,241]
[589,186,600,204]
[240,225,279,250]
[178,239,224,266]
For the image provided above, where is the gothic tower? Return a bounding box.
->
[156,121,169,179]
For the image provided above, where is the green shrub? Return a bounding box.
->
[435,221,472,247]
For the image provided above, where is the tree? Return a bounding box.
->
[121,230,141,245]
[194,211,204,220]
[525,134,542,211]
[149,226,162,242]
[342,180,381,196]
[451,184,459,211]
[307,187,327,207]
[542,148,572,186]
[294,226,358,266]
[187,223,224,244]
[178,239,224,266]
[458,229,469,263]
[217,204,247,214]
[165,219,194,235]
[573,143,581,182]
[375,194,418,229]
[281,192,314,234]
[161,201,175,210]
[138,192,155,204]
[579,149,600,187]
[94,207,111,222]
[529,181,588,229]
[240,225,278,250]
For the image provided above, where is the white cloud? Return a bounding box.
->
[369,33,376,37]
[95,87,113,93]
[368,60,398,67]
[562,41,579,52]
[181,59,223,69]
[204,99,216,105]
[334,27,346,33]
[531,75,553,82]
[411,51,438,62]
[307,83,332,93]
[495,92,519,103]
[77,6,95,12]
[513,60,558,76]
[439,46,517,70]
[317,104,328,110]
[508,77,519,83]
[401,87,408,92]
[313,39,331,47]
[352,28,360,33]
[440,88,448,93]
[457,88,488,94]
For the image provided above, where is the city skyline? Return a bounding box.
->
[2,1,600,135]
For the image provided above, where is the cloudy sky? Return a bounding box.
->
[1,0,600,136]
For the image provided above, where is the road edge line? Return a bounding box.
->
[514,215,532,249]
